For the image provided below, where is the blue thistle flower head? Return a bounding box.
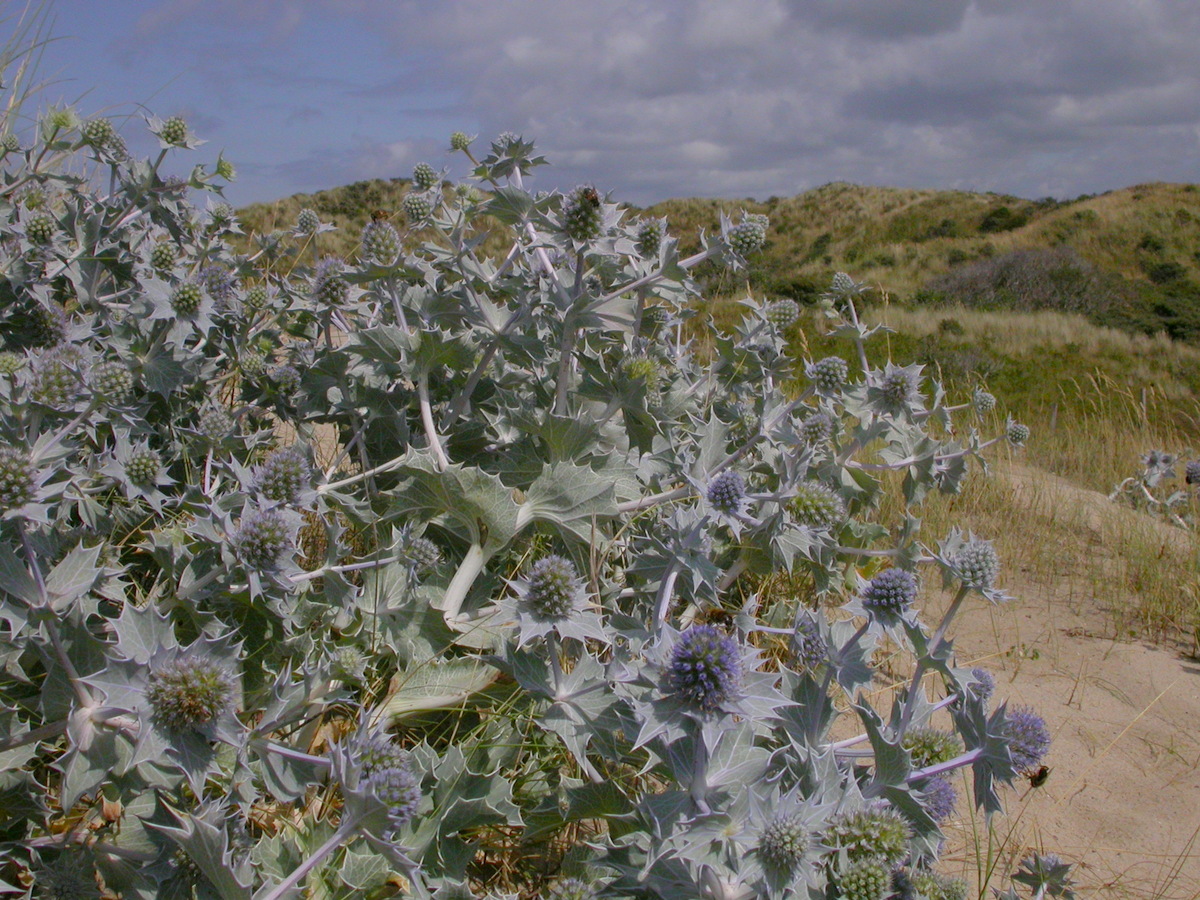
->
[1005,705,1051,771]
[969,666,995,704]
[791,613,827,670]
[939,529,1005,599]
[332,722,424,838]
[917,775,958,823]
[861,568,918,625]
[663,625,743,713]
[200,265,237,305]
[364,764,422,830]
[706,469,746,515]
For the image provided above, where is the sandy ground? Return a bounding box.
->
[928,463,1200,899]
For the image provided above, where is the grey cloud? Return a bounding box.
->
[785,0,971,39]
[108,0,1200,206]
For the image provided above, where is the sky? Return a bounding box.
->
[16,0,1200,208]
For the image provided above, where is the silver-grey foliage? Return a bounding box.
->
[0,102,1067,900]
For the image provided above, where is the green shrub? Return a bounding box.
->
[979,205,1028,233]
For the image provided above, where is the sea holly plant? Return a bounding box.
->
[1108,448,1200,529]
[0,102,1067,900]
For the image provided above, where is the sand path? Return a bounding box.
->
[930,462,1200,899]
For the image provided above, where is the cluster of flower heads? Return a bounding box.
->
[332,728,423,837]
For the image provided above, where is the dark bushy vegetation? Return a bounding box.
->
[921,247,1125,318]
[978,205,1028,234]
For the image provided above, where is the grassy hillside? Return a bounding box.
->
[645,181,1200,339]
[240,178,1200,340]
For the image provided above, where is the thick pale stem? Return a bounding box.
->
[548,633,564,700]
[617,484,692,515]
[845,437,1001,473]
[292,554,404,585]
[654,565,680,633]
[598,246,719,305]
[33,399,100,462]
[554,312,577,417]
[320,455,410,494]
[442,342,498,429]
[250,737,332,768]
[441,543,488,627]
[717,553,750,592]
[909,747,983,783]
[417,371,449,471]
[825,694,960,753]
[843,294,871,373]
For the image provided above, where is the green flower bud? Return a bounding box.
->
[790,481,845,530]
[296,208,321,234]
[0,352,25,375]
[0,446,38,512]
[82,117,116,149]
[403,192,433,224]
[150,242,178,271]
[125,448,162,487]
[412,162,438,190]
[171,283,203,317]
[562,185,603,242]
[26,214,55,245]
[160,115,188,147]
[147,655,235,731]
[91,360,135,405]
